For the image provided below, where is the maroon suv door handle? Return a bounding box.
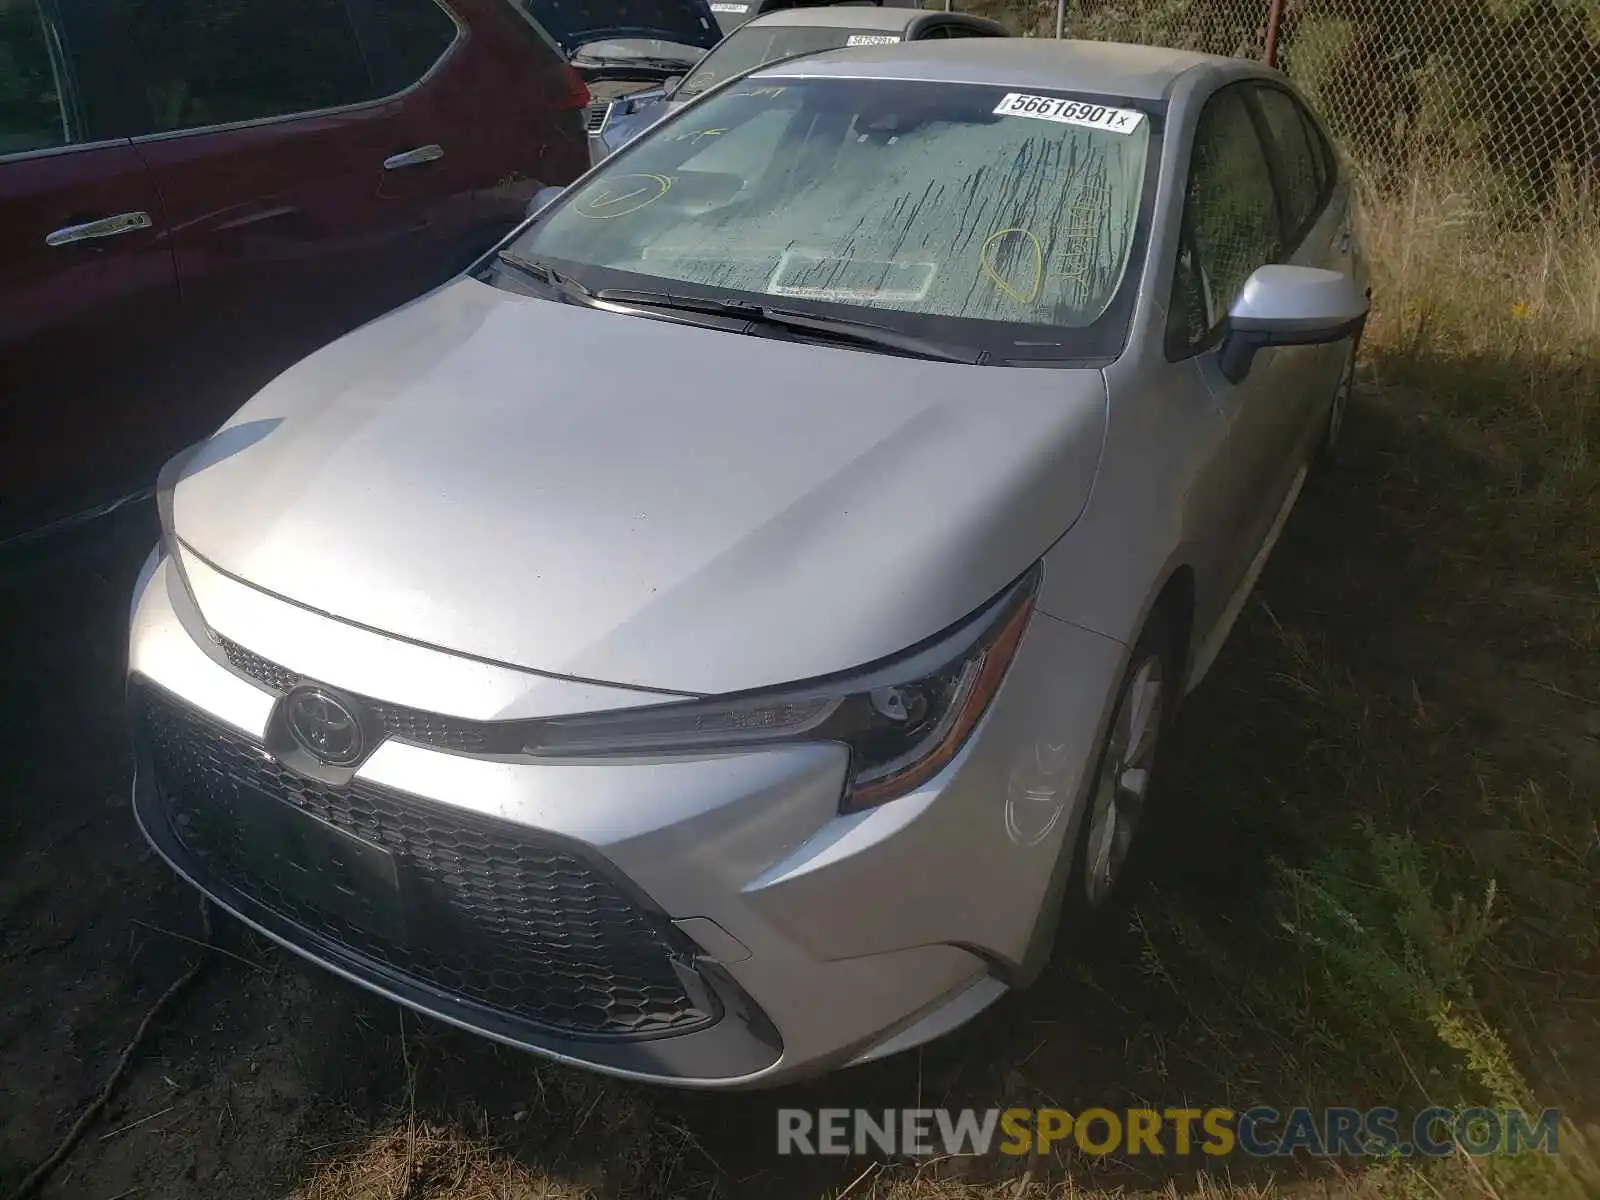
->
[45,211,154,247]
[383,145,445,170]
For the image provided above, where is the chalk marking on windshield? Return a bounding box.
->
[666,127,727,143]
[573,173,673,219]
[730,86,787,98]
[1052,162,1111,299]
[980,228,1044,305]
[992,92,1145,134]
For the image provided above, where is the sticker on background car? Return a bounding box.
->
[846,34,900,45]
[992,93,1145,134]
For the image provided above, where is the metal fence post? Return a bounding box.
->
[1054,0,1066,39]
[1263,0,1285,67]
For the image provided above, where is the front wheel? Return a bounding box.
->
[1065,612,1180,921]
[1319,339,1359,463]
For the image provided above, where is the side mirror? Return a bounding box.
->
[525,185,566,220]
[1218,265,1370,384]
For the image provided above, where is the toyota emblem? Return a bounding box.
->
[283,687,365,766]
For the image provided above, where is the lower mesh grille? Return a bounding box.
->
[135,684,716,1039]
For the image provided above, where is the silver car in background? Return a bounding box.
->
[128,39,1368,1089]
[588,5,1008,164]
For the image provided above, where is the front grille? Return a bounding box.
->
[212,634,493,755]
[218,638,299,693]
[135,685,716,1039]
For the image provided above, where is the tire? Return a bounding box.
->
[1318,338,1359,464]
[1062,610,1181,928]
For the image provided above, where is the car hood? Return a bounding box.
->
[172,278,1108,696]
[519,0,720,57]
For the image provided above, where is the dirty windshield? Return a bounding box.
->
[507,77,1156,360]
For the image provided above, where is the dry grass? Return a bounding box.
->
[284,173,1600,1200]
[293,1122,554,1200]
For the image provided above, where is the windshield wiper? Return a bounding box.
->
[494,251,600,307]
[618,55,700,69]
[593,288,986,364]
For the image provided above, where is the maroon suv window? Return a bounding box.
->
[0,0,72,154]
[365,0,460,96]
[125,0,373,131]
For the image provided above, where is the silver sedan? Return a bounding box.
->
[128,38,1369,1089]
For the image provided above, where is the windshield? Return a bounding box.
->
[677,25,901,98]
[503,78,1157,362]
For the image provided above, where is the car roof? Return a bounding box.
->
[755,36,1260,100]
[741,5,961,31]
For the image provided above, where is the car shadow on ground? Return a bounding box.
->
[2,370,1596,1199]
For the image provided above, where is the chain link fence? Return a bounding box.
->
[962,0,1600,215]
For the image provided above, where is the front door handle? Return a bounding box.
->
[45,211,153,247]
[383,144,444,170]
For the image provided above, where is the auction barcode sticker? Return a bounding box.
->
[710,3,748,11]
[992,93,1144,134]
[846,33,900,45]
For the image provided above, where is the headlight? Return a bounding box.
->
[522,565,1041,811]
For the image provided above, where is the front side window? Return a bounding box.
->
[506,78,1155,361]
[1251,84,1325,240]
[1169,86,1283,353]
[126,0,372,132]
[0,0,70,155]
[676,26,899,99]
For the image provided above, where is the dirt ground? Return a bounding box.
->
[2,379,1597,1199]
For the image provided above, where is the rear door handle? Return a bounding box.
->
[383,144,444,170]
[45,211,153,247]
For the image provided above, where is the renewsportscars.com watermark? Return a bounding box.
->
[777,1106,1563,1159]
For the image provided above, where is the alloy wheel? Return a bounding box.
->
[1326,347,1356,453]
[1082,652,1165,909]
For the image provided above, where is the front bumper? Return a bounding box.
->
[127,543,1126,1087]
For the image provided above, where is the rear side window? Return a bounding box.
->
[126,0,372,132]
[364,0,459,95]
[0,0,71,155]
[1251,84,1326,241]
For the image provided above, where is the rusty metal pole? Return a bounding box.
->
[1263,0,1286,68]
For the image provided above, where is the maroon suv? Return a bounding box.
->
[0,0,601,543]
